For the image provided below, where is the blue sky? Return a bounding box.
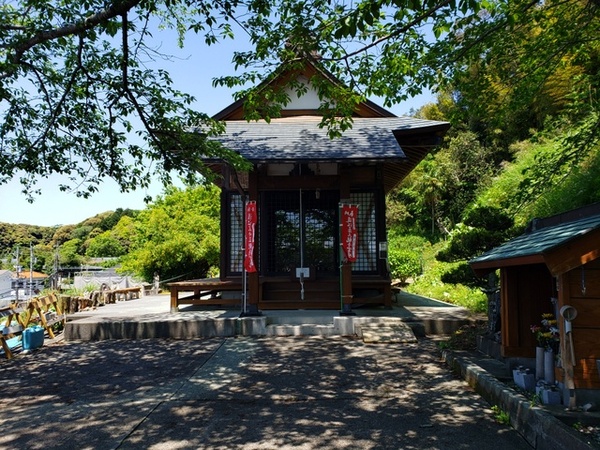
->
[0,28,434,227]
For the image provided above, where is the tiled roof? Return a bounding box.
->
[210,116,449,162]
[470,213,600,267]
[15,271,49,279]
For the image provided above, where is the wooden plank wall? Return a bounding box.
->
[501,264,554,358]
[564,258,600,389]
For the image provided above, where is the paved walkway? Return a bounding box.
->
[0,336,532,450]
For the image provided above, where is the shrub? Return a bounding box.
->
[388,248,422,284]
[463,205,513,231]
[440,262,483,288]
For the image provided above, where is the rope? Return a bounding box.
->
[158,271,196,284]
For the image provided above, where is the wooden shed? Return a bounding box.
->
[170,58,450,313]
[470,203,600,391]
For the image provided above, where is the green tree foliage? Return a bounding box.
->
[110,215,137,251]
[98,208,138,231]
[426,205,508,268]
[50,224,77,247]
[85,231,125,257]
[388,248,422,284]
[436,206,514,286]
[85,213,138,257]
[0,222,56,250]
[3,1,599,200]
[59,238,83,267]
[0,208,141,272]
[31,243,55,273]
[387,130,497,237]
[119,185,221,282]
[0,0,248,200]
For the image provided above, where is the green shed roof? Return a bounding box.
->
[470,204,600,275]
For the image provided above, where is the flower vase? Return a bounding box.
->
[544,350,555,384]
[536,347,545,380]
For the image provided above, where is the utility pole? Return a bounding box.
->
[14,246,20,302]
[29,243,34,298]
[51,244,59,291]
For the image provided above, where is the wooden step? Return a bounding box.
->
[258,300,341,310]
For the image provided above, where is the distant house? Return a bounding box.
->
[176,56,450,313]
[0,270,11,298]
[470,203,600,395]
[12,270,48,294]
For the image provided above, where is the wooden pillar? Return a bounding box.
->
[219,189,229,278]
[341,263,353,314]
[500,268,513,357]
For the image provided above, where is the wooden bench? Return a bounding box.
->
[168,278,242,312]
[92,286,142,305]
[111,286,141,300]
[352,278,393,307]
[0,303,27,359]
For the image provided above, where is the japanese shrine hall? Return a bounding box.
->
[169,60,450,313]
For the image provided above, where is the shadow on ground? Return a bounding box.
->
[0,337,531,449]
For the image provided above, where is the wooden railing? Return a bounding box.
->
[0,293,66,359]
[59,286,142,313]
[0,303,27,359]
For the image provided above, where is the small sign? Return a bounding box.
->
[341,204,358,263]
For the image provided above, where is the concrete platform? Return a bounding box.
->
[64,291,483,341]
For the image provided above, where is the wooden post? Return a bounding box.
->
[170,287,179,313]
[558,273,577,409]
[340,262,354,315]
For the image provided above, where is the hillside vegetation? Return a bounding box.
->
[0,187,221,284]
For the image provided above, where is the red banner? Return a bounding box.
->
[244,201,257,273]
[341,204,358,263]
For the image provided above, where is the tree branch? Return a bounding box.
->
[8,0,142,67]
[122,11,129,89]
[447,0,540,65]
[319,0,453,64]
[17,34,86,168]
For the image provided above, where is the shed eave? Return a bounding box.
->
[541,226,600,276]
[469,254,546,277]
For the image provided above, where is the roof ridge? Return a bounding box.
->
[526,202,600,233]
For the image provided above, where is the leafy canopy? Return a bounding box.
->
[0,0,247,200]
[2,0,599,199]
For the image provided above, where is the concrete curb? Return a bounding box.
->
[65,313,476,341]
[443,350,596,450]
